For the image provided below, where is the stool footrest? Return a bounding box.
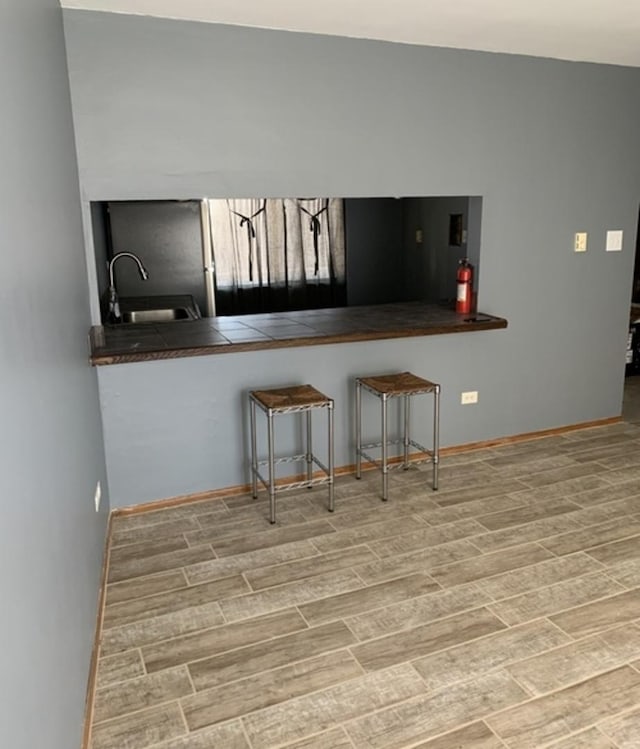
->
[360,438,428,450]
[255,454,330,473]
[358,438,431,454]
[253,468,332,495]
[256,453,313,467]
[357,448,436,472]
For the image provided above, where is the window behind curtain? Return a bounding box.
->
[208,198,346,315]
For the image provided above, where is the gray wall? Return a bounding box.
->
[0,2,109,745]
[63,11,640,507]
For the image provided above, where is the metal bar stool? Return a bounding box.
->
[249,384,335,524]
[355,371,440,500]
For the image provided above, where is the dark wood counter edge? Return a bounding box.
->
[90,316,508,366]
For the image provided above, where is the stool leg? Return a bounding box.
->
[355,379,362,480]
[328,401,335,512]
[403,394,410,470]
[433,385,440,491]
[306,409,313,487]
[250,397,258,499]
[381,393,388,501]
[267,408,276,523]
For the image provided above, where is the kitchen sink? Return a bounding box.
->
[105,294,202,325]
[121,307,193,323]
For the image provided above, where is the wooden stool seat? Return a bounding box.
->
[251,384,332,412]
[249,384,335,523]
[355,371,440,501]
[358,372,438,397]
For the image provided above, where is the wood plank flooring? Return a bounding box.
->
[90,412,640,748]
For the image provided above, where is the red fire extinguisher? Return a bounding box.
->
[456,258,474,314]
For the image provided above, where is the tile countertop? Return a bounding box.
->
[89,301,508,366]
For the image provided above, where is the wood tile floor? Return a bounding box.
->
[91,405,640,748]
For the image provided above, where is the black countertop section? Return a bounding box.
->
[89,301,508,366]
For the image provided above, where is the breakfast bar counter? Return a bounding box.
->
[89,301,507,366]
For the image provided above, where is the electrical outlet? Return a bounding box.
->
[94,481,102,512]
[415,228,423,244]
[461,391,478,405]
[574,232,587,252]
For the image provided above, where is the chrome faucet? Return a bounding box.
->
[106,251,149,322]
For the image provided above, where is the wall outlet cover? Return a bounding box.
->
[461,391,479,405]
[606,230,623,252]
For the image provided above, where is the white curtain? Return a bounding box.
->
[208,198,345,290]
[283,198,345,285]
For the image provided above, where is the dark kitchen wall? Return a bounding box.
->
[106,200,207,314]
[401,196,471,303]
[345,198,406,305]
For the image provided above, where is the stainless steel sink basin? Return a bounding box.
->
[106,294,202,325]
[121,308,193,323]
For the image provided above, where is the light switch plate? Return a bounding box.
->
[574,232,587,252]
[606,230,623,252]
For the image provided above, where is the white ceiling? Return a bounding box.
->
[60,0,640,67]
